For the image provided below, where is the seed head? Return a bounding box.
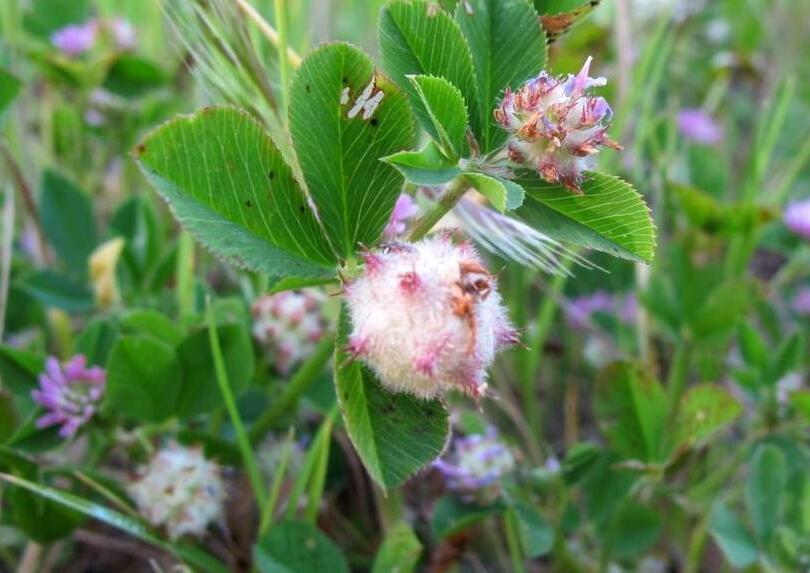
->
[128,442,226,540]
[31,355,106,438]
[494,56,620,193]
[344,237,517,399]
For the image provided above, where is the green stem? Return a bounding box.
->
[407,176,468,241]
[273,0,290,117]
[374,486,404,534]
[665,342,692,427]
[207,300,267,509]
[258,428,295,535]
[249,336,335,444]
[683,515,709,573]
[503,510,527,573]
[177,232,195,321]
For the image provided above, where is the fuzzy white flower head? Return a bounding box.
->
[128,443,226,540]
[251,289,328,374]
[344,237,518,399]
[494,56,621,193]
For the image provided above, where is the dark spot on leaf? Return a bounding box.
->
[134,143,146,156]
[342,76,348,84]
[299,205,306,213]
[590,0,600,5]
[381,403,396,414]
[343,392,349,400]
[268,171,275,180]
[370,118,379,127]
[305,84,311,93]
[245,200,252,208]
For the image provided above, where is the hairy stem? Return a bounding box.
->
[408,176,468,242]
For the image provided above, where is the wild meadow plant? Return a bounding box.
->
[0,0,808,571]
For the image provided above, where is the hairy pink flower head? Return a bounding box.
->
[128,442,226,540]
[433,428,515,504]
[677,108,723,144]
[494,56,621,193]
[252,289,328,374]
[384,193,420,239]
[784,198,810,240]
[31,355,105,438]
[51,22,98,56]
[344,237,517,400]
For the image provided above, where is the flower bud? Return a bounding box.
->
[344,237,517,399]
[494,56,620,193]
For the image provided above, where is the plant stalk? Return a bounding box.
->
[408,176,468,241]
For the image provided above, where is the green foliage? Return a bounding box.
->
[406,74,469,158]
[0,67,23,114]
[746,444,787,542]
[254,521,349,573]
[372,521,423,573]
[135,107,336,279]
[464,172,525,212]
[39,170,97,277]
[335,310,450,489]
[288,43,414,257]
[382,141,461,185]
[517,172,657,263]
[454,0,547,151]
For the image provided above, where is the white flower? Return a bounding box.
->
[344,237,517,399]
[128,443,226,540]
[251,290,328,374]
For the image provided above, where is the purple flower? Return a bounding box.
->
[677,108,723,145]
[31,355,105,438]
[565,291,636,329]
[433,428,515,504]
[384,193,419,239]
[494,56,621,193]
[793,287,810,316]
[51,22,98,57]
[784,198,810,240]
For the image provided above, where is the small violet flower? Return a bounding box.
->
[433,429,516,505]
[384,193,419,239]
[51,22,98,57]
[345,237,518,400]
[784,198,810,240]
[565,291,636,330]
[110,18,137,50]
[494,56,621,193]
[31,355,105,438]
[677,108,723,145]
[252,289,328,374]
[128,442,226,540]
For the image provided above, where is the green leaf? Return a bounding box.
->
[454,0,547,151]
[0,471,228,573]
[382,141,461,186]
[0,346,44,395]
[23,0,90,37]
[0,67,22,114]
[335,310,449,489]
[104,335,183,423]
[175,323,254,418]
[110,195,162,285]
[40,170,97,276]
[605,500,662,560]
[464,172,525,212]
[254,520,349,573]
[534,0,602,43]
[119,309,183,346]
[135,106,336,279]
[289,43,414,257]
[594,362,667,462]
[509,498,554,557]
[516,171,656,263]
[20,270,94,312]
[738,323,768,369]
[767,332,803,384]
[76,316,121,366]
[745,444,787,542]
[103,54,167,98]
[372,521,423,573]
[379,0,481,142]
[689,279,757,341]
[406,74,469,158]
[709,502,759,568]
[432,495,504,537]
[674,384,742,450]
